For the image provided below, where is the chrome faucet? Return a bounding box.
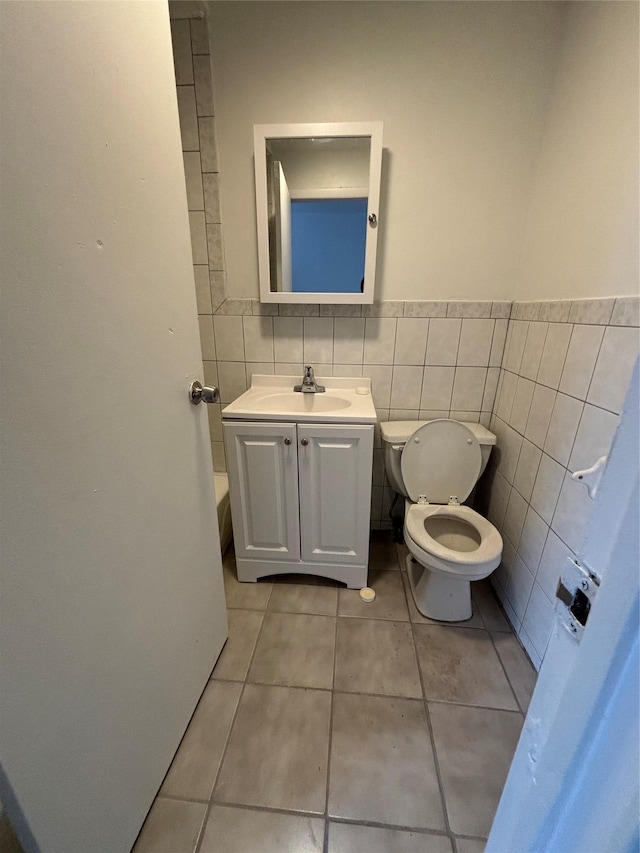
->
[294,365,325,393]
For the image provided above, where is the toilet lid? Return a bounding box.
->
[400,419,482,504]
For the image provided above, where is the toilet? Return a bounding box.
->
[381,419,503,622]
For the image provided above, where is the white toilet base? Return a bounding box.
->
[406,554,472,622]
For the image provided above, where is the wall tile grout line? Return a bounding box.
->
[581,326,608,416]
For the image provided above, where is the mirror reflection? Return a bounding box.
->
[265,136,371,294]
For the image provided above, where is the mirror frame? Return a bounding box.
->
[254,121,383,304]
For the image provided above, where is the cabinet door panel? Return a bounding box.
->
[298,424,373,565]
[224,422,300,562]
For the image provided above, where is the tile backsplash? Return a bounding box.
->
[202,302,511,529]
[170,14,639,673]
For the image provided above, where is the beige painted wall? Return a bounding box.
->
[208,1,563,301]
[514,1,639,300]
[267,140,370,195]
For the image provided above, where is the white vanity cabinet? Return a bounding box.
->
[224,420,374,588]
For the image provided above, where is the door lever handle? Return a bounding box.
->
[188,380,220,405]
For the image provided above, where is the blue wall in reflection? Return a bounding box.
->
[291,198,367,293]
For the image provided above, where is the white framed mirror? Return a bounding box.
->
[254,121,383,304]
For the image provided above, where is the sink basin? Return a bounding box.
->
[221,375,377,424]
[254,393,352,413]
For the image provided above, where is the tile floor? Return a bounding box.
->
[134,532,537,853]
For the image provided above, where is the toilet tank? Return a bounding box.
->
[380,420,497,497]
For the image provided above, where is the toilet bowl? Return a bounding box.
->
[380,418,502,622]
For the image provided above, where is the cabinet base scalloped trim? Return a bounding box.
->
[236,556,367,589]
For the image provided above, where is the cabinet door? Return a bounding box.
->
[298,423,374,565]
[224,422,300,562]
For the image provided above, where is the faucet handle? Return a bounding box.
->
[294,364,324,393]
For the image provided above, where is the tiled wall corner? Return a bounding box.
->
[478,296,639,670]
[170,15,228,472]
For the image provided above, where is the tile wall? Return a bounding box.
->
[169,10,228,472]
[477,296,639,669]
[205,300,511,531]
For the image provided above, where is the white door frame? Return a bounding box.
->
[275,160,293,292]
[487,360,639,852]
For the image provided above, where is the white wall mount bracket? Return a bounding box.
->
[572,455,607,499]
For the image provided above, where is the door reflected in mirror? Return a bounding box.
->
[254,123,382,305]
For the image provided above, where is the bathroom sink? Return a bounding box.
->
[221,375,377,424]
[254,393,352,413]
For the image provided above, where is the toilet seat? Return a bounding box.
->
[400,419,481,504]
[405,503,502,572]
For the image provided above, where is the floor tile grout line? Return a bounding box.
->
[478,560,541,678]
[336,611,416,625]
[323,596,341,853]
[145,650,232,837]
[193,592,270,853]
[209,680,525,711]
[150,742,499,839]
[191,685,244,853]
[426,696,524,715]
[487,623,530,716]
[398,554,525,843]
[202,799,324,820]
[156,793,209,806]
[412,573,526,841]
[400,566,456,846]
[327,814,454,837]
[469,584,521,712]
[415,683,455,845]
[197,795,458,837]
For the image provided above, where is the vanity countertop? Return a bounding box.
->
[221,375,377,424]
